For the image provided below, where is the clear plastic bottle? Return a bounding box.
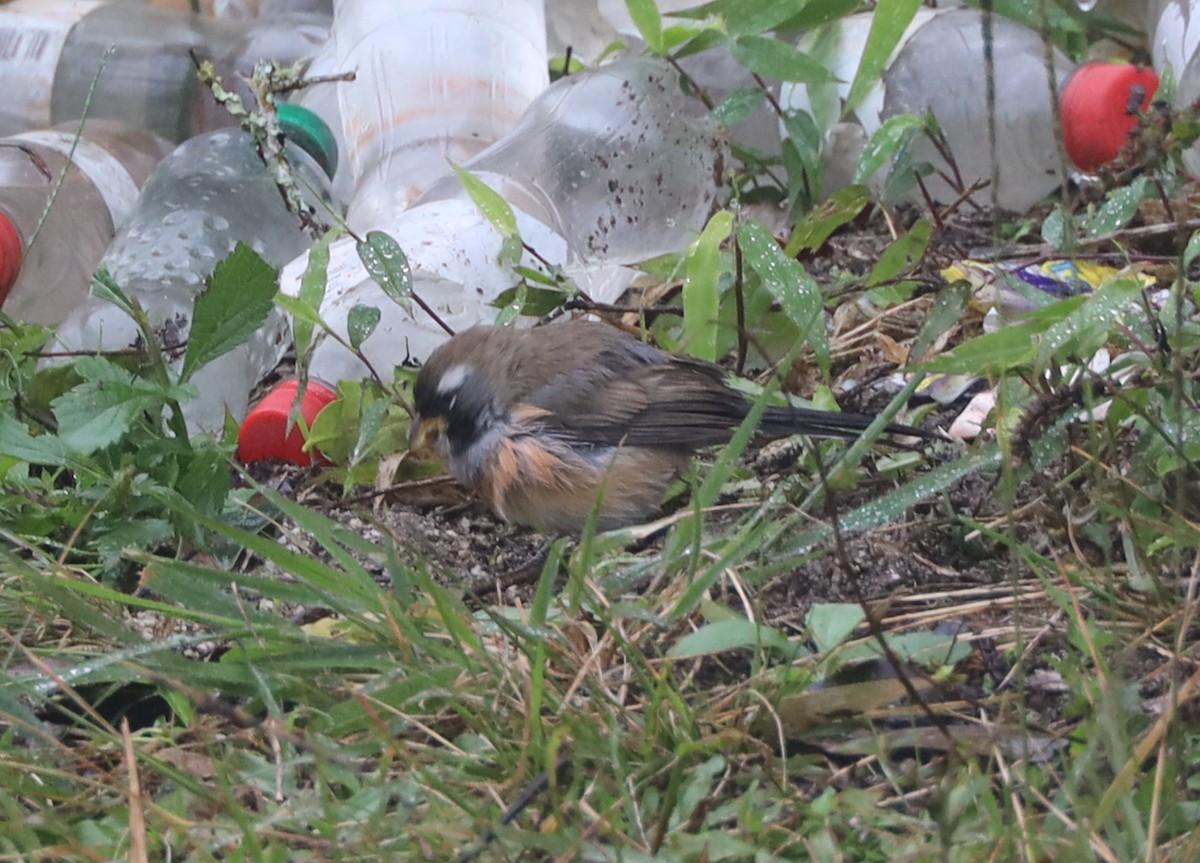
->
[286,33,352,204]
[1149,1,1200,174]
[281,56,727,384]
[332,0,549,230]
[596,0,782,156]
[0,120,172,325]
[783,9,1156,211]
[0,0,328,142]
[49,104,338,435]
[148,0,332,17]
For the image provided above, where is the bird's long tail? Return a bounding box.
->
[758,405,932,441]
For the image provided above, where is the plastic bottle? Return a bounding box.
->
[286,30,352,204]
[1149,1,1200,174]
[782,8,1157,211]
[0,0,329,142]
[331,0,550,231]
[48,104,338,435]
[596,0,782,156]
[280,56,728,384]
[149,0,332,17]
[0,120,172,325]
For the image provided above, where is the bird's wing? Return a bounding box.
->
[523,354,753,449]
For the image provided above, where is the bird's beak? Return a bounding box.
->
[408,415,447,458]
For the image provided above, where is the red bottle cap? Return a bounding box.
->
[1061,63,1158,173]
[0,211,23,305]
[237,378,337,466]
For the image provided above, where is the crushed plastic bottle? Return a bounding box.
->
[280,56,728,384]
[783,8,1156,211]
[48,104,338,435]
[596,0,782,156]
[333,0,550,231]
[0,0,328,141]
[0,120,172,325]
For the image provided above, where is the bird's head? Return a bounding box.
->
[409,329,510,459]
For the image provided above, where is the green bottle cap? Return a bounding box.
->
[276,103,339,180]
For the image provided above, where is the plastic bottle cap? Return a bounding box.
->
[0,212,23,305]
[1061,63,1159,173]
[276,102,339,180]
[238,378,337,466]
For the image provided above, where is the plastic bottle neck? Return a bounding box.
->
[276,103,338,180]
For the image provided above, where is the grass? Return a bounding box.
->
[2,3,1200,861]
[2,401,1198,861]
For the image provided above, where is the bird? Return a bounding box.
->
[408,320,928,536]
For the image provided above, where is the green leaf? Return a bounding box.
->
[346,304,381,351]
[90,266,138,316]
[176,438,231,521]
[669,618,792,658]
[492,284,568,318]
[775,0,859,33]
[916,321,1042,376]
[806,603,866,653]
[855,114,924,184]
[275,292,324,328]
[738,219,829,373]
[910,281,970,360]
[451,163,519,237]
[1083,178,1147,237]
[1184,230,1200,272]
[684,211,733,362]
[785,185,870,255]
[350,394,392,468]
[181,243,278,383]
[730,35,837,84]
[52,358,172,454]
[675,0,813,36]
[493,282,527,327]
[356,230,413,311]
[1041,207,1067,248]
[294,230,333,363]
[844,0,922,115]
[1035,277,1142,370]
[867,219,930,287]
[711,88,765,127]
[0,412,82,469]
[624,0,664,53]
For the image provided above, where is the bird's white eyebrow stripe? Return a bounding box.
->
[436,363,472,394]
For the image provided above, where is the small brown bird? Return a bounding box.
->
[409,320,925,535]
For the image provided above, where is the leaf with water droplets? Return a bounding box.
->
[1084,178,1147,238]
[1035,277,1142,371]
[493,282,527,327]
[738,219,829,373]
[356,231,412,312]
[855,114,923,185]
[711,88,765,127]
[346,303,380,351]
